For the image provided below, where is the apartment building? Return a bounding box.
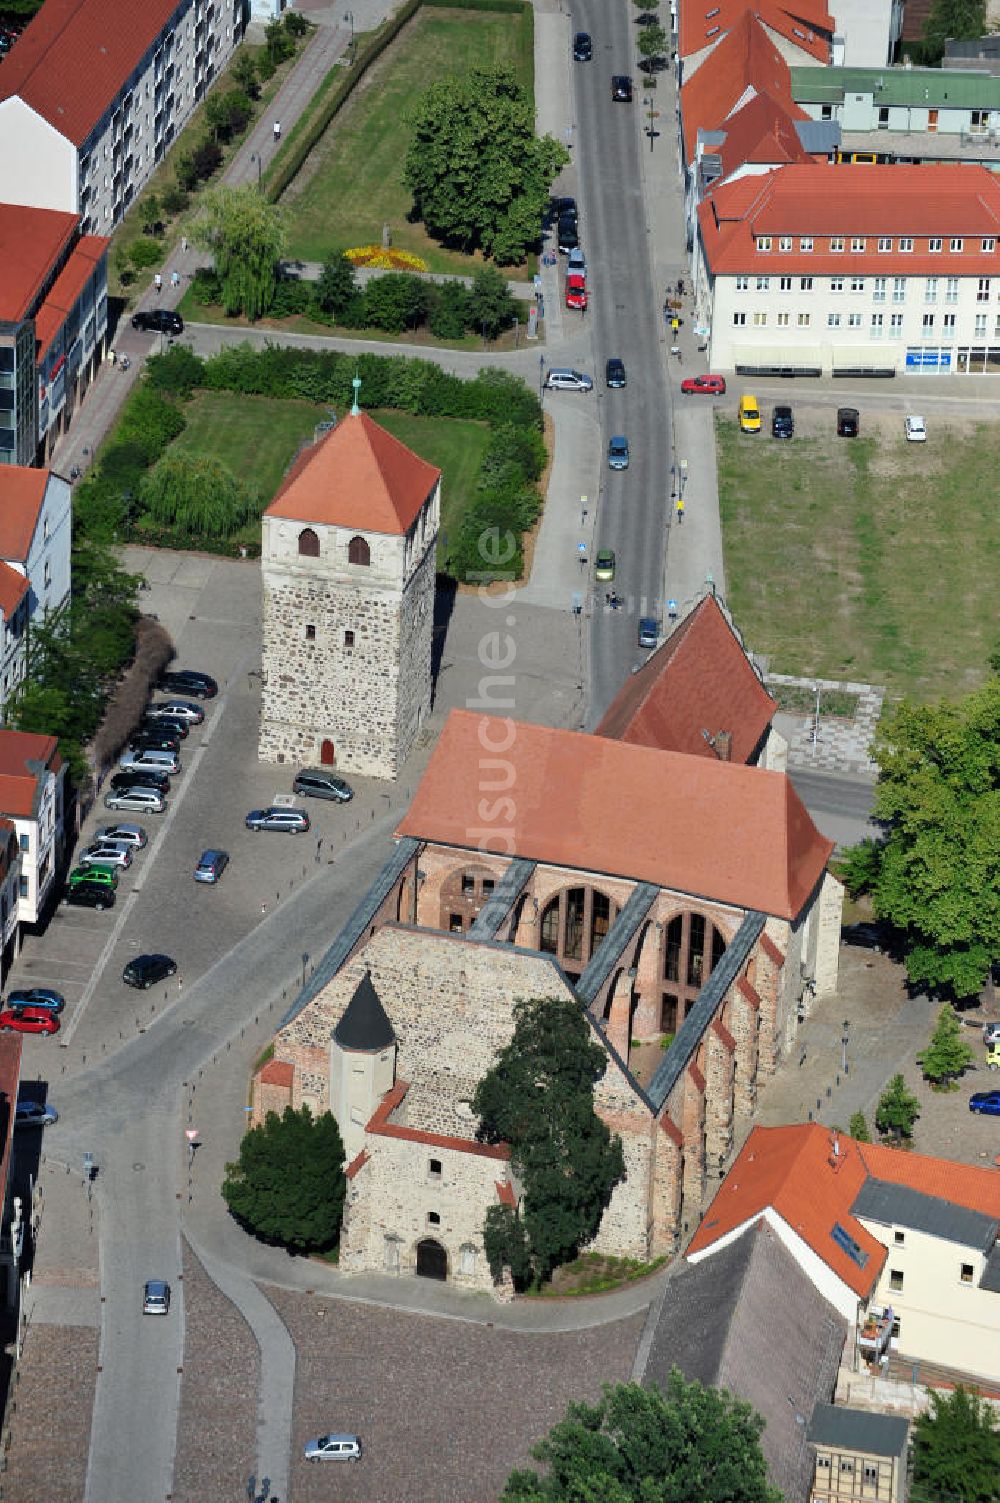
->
[0,730,65,927]
[0,0,245,232]
[696,162,1000,374]
[0,466,71,718]
[0,202,108,464]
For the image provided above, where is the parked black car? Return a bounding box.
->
[140,714,188,740]
[65,883,116,911]
[129,730,181,754]
[158,669,218,699]
[553,196,578,226]
[837,406,860,438]
[109,769,170,794]
[557,217,579,254]
[772,405,794,439]
[131,309,183,336]
[123,953,177,988]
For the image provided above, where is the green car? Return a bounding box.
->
[67,865,117,890]
[594,549,616,582]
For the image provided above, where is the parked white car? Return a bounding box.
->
[904,414,926,442]
[119,748,180,775]
[80,842,133,870]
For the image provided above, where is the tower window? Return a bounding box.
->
[348,535,371,566]
[344,630,355,648]
[429,1158,442,1177]
[305,624,316,641]
[297,527,319,557]
[427,1211,441,1225]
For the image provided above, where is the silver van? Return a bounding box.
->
[545,368,593,392]
[293,769,353,803]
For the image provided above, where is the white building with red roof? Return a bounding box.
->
[0,466,71,717]
[0,729,64,926]
[0,0,244,232]
[259,407,440,779]
[688,1123,1000,1385]
[696,162,1000,375]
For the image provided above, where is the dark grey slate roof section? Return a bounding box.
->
[852,1178,999,1253]
[647,910,766,1112]
[280,836,419,1028]
[981,1241,1000,1291]
[796,119,841,153]
[642,1221,847,1503]
[468,858,536,940]
[808,1402,908,1457]
[576,883,659,1008]
[333,970,395,1052]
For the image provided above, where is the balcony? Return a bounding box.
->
[857,1308,893,1361]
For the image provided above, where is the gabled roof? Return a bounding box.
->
[0,729,62,817]
[680,0,832,63]
[596,596,777,764]
[35,234,109,360]
[0,0,181,148]
[689,1123,1000,1300]
[688,1124,885,1297]
[333,970,396,1052]
[681,12,810,163]
[716,92,814,177]
[0,562,29,622]
[397,711,833,920]
[644,1220,846,1503]
[808,1403,908,1459]
[265,411,440,537]
[0,467,47,562]
[0,202,79,322]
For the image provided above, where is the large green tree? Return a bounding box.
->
[912,1387,1000,1503]
[473,997,624,1290]
[222,1104,346,1253]
[139,452,257,537]
[846,675,1000,999]
[502,1374,783,1503]
[404,66,568,265]
[922,0,985,63]
[875,1073,920,1142]
[917,1004,974,1087]
[191,184,287,319]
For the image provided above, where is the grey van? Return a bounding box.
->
[293,770,354,803]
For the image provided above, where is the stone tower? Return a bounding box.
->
[259,404,440,779]
[329,969,396,1162]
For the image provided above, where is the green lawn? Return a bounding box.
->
[281,5,535,273]
[717,416,1000,702]
[165,391,491,553]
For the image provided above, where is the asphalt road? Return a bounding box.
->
[787,767,879,850]
[571,6,672,725]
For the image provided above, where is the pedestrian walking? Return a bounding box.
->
[273,120,281,142]
[676,497,685,523]
[181,235,188,254]
[170,269,180,289]
[668,597,678,622]
[108,347,116,366]
[154,272,162,294]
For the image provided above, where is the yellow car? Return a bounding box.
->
[738,393,761,433]
[594,549,616,581]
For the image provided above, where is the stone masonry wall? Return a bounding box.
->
[395,543,436,770]
[340,1131,505,1294]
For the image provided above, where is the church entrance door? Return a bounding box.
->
[320,738,335,765]
[415,1238,448,1281]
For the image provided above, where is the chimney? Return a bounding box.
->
[715,730,732,762]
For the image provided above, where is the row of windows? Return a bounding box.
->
[299,528,371,565]
[736,274,991,299]
[888,1260,976,1291]
[754,234,996,255]
[733,310,1000,336]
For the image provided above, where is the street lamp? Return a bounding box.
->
[344,10,355,60]
[841,1020,850,1074]
[250,151,262,186]
[538,353,545,400]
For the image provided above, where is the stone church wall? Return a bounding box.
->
[395,543,436,771]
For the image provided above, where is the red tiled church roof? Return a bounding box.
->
[0,0,181,147]
[265,412,440,537]
[596,596,777,764]
[397,711,833,921]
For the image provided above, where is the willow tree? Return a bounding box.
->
[192,184,287,320]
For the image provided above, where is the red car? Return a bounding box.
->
[681,373,727,395]
[565,273,588,311]
[0,1005,59,1035]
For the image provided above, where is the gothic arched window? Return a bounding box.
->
[348,535,370,566]
[298,527,319,557]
